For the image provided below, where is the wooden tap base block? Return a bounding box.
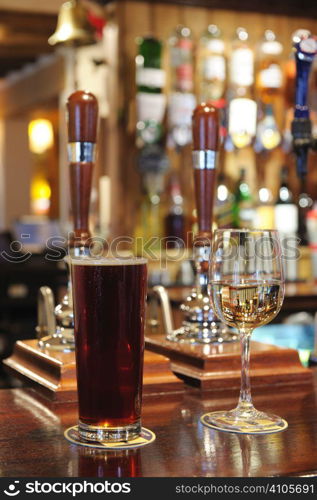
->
[145,334,313,390]
[3,339,182,403]
[4,334,312,401]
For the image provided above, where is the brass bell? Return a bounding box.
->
[48,0,95,46]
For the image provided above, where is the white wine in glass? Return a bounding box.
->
[201,229,288,434]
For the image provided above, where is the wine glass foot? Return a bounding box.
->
[201,408,288,434]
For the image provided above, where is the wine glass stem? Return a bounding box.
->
[237,331,254,413]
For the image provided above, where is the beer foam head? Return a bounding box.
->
[70,255,147,266]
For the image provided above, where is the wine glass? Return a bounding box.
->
[201,229,287,434]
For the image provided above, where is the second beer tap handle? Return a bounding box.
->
[192,103,219,244]
[67,90,98,250]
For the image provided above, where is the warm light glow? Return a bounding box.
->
[237,27,248,41]
[31,177,51,215]
[231,132,253,148]
[28,119,54,154]
[181,27,190,37]
[217,184,228,202]
[259,187,271,203]
[261,128,281,150]
[135,54,144,66]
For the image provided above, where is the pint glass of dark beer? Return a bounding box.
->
[71,255,147,443]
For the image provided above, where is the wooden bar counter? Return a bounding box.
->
[1,369,317,477]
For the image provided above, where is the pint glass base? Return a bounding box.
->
[201,409,288,435]
[78,420,142,443]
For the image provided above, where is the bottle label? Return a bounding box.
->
[167,92,196,147]
[274,204,299,233]
[136,92,167,123]
[230,48,254,86]
[170,40,194,92]
[239,207,255,226]
[170,46,192,67]
[175,65,193,92]
[215,201,234,228]
[206,39,225,53]
[177,38,193,50]
[259,64,283,88]
[203,55,226,80]
[168,92,196,127]
[261,40,283,55]
[255,206,275,229]
[136,68,166,89]
[229,98,257,144]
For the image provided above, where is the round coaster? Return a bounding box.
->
[64,426,156,449]
[200,413,288,435]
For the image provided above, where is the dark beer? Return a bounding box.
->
[71,257,147,442]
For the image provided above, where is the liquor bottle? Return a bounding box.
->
[136,36,164,93]
[214,173,234,228]
[232,168,255,229]
[167,25,196,148]
[275,166,295,204]
[255,185,275,229]
[134,149,168,255]
[135,36,169,253]
[136,36,166,147]
[274,166,299,281]
[274,168,313,246]
[229,27,254,99]
[169,25,194,93]
[284,52,296,109]
[274,166,298,228]
[227,28,257,149]
[298,189,313,245]
[256,103,281,151]
[255,30,283,152]
[256,30,284,105]
[199,25,226,103]
[164,174,186,247]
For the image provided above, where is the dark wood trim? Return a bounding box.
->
[125,0,317,18]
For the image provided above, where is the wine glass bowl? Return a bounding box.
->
[201,229,288,434]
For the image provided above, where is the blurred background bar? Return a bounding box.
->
[0,0,317,387]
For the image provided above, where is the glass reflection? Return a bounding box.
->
[76,448,142,477]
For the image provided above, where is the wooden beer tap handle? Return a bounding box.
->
[68,90,98,143]
[192,103,219,245]
[67,91,98,249]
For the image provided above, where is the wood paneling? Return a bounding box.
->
[0,10,56,76]
[3,117,32,226]
[0,1,63,14]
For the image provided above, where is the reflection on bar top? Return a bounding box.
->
[70,255,147,266]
